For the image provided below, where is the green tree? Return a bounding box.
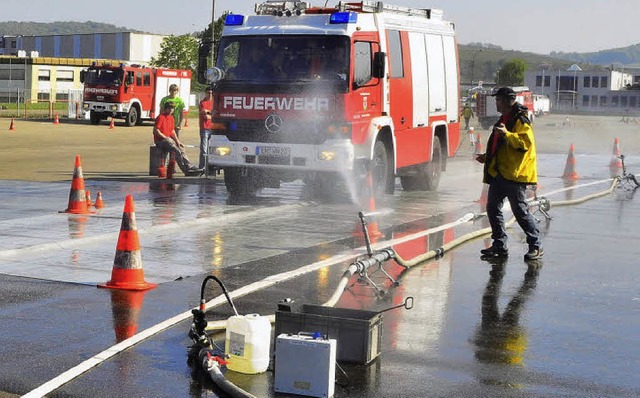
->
[150,34,199,70]
[497,59,527,86]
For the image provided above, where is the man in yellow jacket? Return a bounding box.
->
[475,87,543,261]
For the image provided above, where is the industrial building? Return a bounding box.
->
[525,65,640,115]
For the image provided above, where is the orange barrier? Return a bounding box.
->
[53,113,60,125]
[109,118,115,129]
[61,155,92,214]
[98,195,157,291]
[562,143,579,181]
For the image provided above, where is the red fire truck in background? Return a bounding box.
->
[81,64,191,126]
[199,0,461,197]
[476,86,535,130]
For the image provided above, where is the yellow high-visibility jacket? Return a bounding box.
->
[483,106,538,184]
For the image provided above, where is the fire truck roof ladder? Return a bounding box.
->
[255,1,310,15]
[339,1,442,19]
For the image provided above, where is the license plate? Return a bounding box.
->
[258,146,290,157]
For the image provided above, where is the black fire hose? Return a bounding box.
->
[199,349,257,398]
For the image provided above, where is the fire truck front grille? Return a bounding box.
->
[219,119,327,145]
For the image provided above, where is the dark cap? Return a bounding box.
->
[163,101,175,109]
[491,87,517,99]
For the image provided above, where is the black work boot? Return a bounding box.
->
[480,246,509,257]
[524,247,544,261]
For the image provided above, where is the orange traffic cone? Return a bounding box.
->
[476,183,489,212]
[85,189,93,207]
[109,289,148,342]
[474,132,483,156]
[609,137,623,177]
[9,117,15,131]
[94,191,105,209]
[562,143,579,181]
[109,118,115,129]
[61,155,92,214]
[53,113,60,125]
[353,169,383,239]
[98,195,157,291]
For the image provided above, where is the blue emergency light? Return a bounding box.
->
[329,12,357,24]
[225,14,245,26]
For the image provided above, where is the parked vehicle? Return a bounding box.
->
[81,63,191,126]
[199,1,461,196]
[476,86,535,130]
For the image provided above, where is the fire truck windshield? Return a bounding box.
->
[217,35,349,85]
[83,68,124,86]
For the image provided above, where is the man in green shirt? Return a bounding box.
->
[160,84,185,137]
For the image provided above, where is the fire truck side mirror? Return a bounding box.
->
[198,41,213,84]
[79,70,86,84]
[126,74,134,86]
[372,51,386,79]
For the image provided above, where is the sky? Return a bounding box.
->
[4,0,640,54]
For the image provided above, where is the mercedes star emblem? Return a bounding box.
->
[264,114,283,133]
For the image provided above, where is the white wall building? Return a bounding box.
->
[525,65,640,114]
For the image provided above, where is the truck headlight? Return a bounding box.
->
[83,103,89,109]
[110,105,117,111]
[212,146,232,156]
[318,150,336,161]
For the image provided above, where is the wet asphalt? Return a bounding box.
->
[0,143,639,397]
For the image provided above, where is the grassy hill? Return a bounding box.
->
[550,44,640,67]
[0,21,141,36]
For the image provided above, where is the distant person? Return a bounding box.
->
[160,84,186,137]
[153,101,201,176]
[462,105,474,130]
[475,87,543,261]
[198,88,214,169]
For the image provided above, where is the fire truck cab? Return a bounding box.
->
[81,64,192,126]
[202,1,460,197]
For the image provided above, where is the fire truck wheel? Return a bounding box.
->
[125,107,139,127]
[400,135,442,191]
[90,112,102,125]
[372,140,394,196]
[224,167,259,197]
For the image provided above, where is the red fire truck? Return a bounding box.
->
[476,86,535,130]
[81,64,192,126]
[200,1,461,196]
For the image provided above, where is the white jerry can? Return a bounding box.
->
[225,314,271,374]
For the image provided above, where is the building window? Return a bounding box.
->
[536,75,542,86]
[600,96,607,107]
[631,96,637,108]
[57,70,74,82]
[611,96,619,107]
[143,72,151,86]
[56,92,69,101]
[601,76,608,88]
[591,95,598,107]
[37,91,50,101]
[38,69,50,81]
[592,76,599,88]
[544,76,550,87]
[583,76,590,88]
[582,95,589,106]
[621,96,628,108]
